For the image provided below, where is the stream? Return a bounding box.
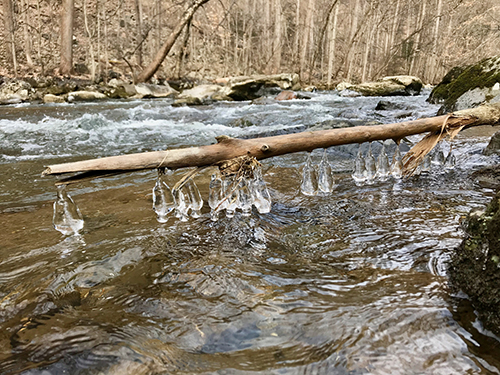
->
[1,91,499,374]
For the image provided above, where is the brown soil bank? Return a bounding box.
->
[449,193,500,335]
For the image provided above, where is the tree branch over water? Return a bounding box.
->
[42,103,500,185]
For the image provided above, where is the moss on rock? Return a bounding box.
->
[449,193,500,334]
[429,55,500,112]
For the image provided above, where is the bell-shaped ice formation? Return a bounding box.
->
[390,143,403,179]
[152,173,176,223]
[352,144,367,185]
[444,149,456,170]
[300,153,318,196]
[174,188,190,222]
[431,145,445,166]
[208,174,224,221]
[364,143,377,184]
[250,167,272,214]
[53,184,84,236]
[375,143,390,181]
[225,178,239,218]
[238,178,252,216]
[318,149,335,193]
[186,180,203,218]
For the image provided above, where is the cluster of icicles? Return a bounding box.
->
[52,142,456,236]
[152,166,272,223]
[300,141,456,195]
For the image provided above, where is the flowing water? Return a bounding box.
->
[1,91,500,374]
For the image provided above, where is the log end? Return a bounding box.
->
[41,167,52,176]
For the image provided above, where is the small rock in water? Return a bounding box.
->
[53,185,84,236]
[301,153,318,196]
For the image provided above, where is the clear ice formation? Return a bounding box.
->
[364,143,377,184]
[375,143,390,181]
[53,184,84,236]
[237,179,252,216]
[432,146,445,166]
[301,153,318,195]
[352,144,367,185]
[174,187,190,222]
[152,172,176,223]
[250,168,272,214]
[390,143,403,179]
[444,148,456,170]
[421,154,432,173]
[318,149,335,193]
[186,180,203,218]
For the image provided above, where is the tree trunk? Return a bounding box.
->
[22,0,33,66]
[42,103,500,184]
[3,0,17,75]
[60,0,74,75]
[135,0,209,83]
[83,0,96,81]
[175,17,192,79]
[273,0,282,73]
[326,3,339,89]
[135,0,143,67]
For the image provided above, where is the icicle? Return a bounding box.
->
[431,145,445,166]
[300,153,318,196]
[225,179,239,218]
[250,167,272,214]
[365,142,377,184]
[318,149,335,193]
[390,143,403,179]
[208,174,224,221]
[444,148,456,170]
[421,154,432,172]
[352,144,367,185]
[53,185,84,236]
[186,180,203,218]
[238,178,252,216]
[174,188,190,222]
[375,142,390,181]
[152,170,176,223]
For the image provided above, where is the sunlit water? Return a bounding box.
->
[1,91,500,374]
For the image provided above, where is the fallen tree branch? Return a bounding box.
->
[42,103,500,185]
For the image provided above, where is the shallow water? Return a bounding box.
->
[1,92,500,374]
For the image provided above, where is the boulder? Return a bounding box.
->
[66,91,107,102]
[225,73,300,101]
[43,94,66,104]
[428,55,500,113]
[134,83,178,99]
[174,84,231,106]
[338,76,423,97]
[449,193,500,335]
[375,100,406,111]
[0,79,32,103]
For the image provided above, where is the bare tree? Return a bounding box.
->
[60,0,74,75]
[3,0,17,75]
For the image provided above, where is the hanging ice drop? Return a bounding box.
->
[364,143,377,184]
[53,185,84,236]
[186,180,203,218]
[352,144,367,185]
[432,145,445,166]
[444,148,456,170]
[238,178,252,216]
[300,153,318,196]
[318,149,334,193]
[208,174,224,221]
[174,188,190,222]
[375,142,390,181]
[225,179,239,218]
[152,172,176,223]
[250,167,272,214]
[421,153,432,172]
[390,143,403,179]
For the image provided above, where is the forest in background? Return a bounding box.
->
[1,0,500,87]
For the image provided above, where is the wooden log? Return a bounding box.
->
[42,103,500,184]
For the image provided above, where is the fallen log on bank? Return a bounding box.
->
[42,103,500,184]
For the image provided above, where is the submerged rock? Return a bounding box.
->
[338,76,423,97]
[449,193,500,335]
[428,55,500,113]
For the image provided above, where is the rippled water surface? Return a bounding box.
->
[1,92,500,374]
